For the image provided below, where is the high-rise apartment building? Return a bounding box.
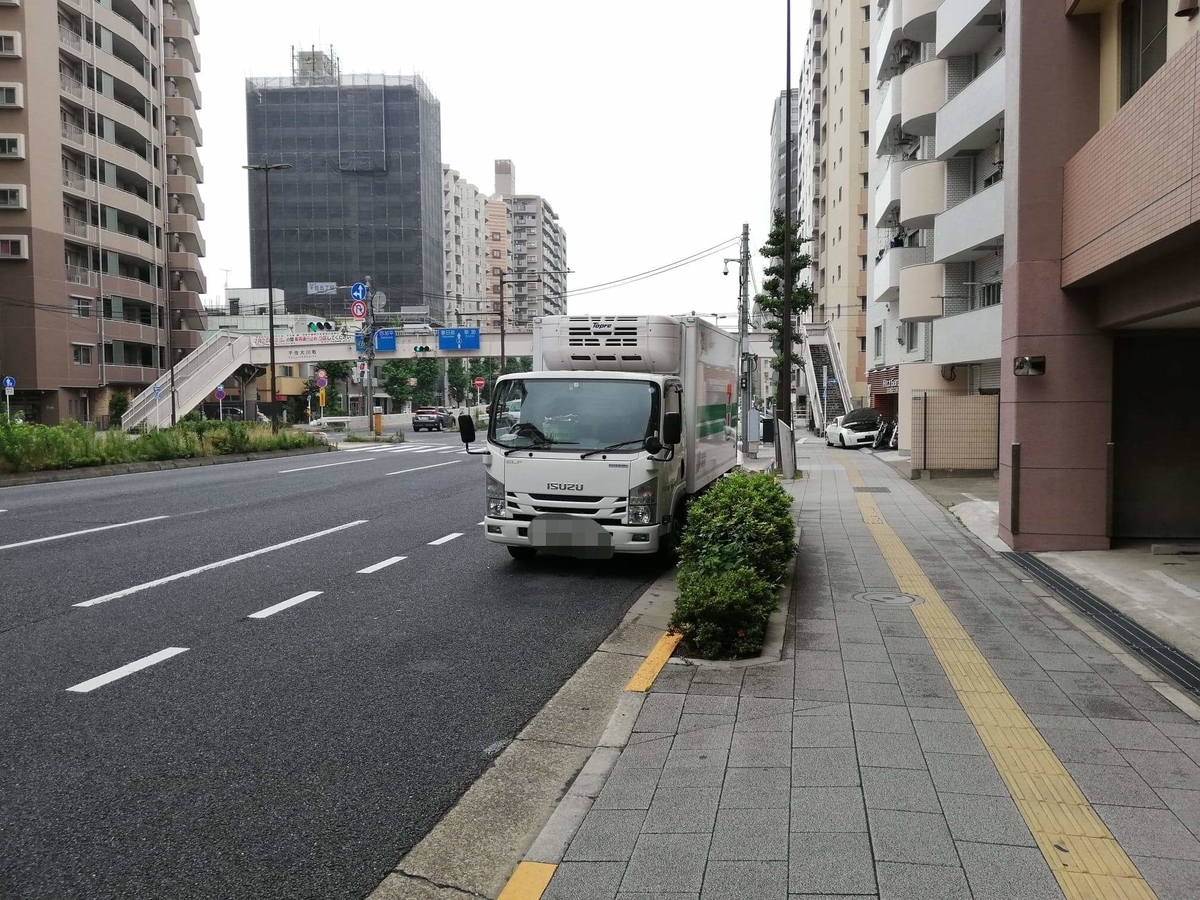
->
[810,0,872,406]
[862,0,1200,549]
[483,194,511,329]
[0,0,207,425]
[442,165,486,329]
[489,160,567,330]
[768,89,799,222]
[868,0,1006,447]
[246,49,443,323]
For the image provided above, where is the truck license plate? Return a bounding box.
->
[529,515,614,559]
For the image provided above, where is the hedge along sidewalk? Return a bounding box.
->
[0,444,333,488]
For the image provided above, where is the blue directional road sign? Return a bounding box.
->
[355,328,396,353]
[438,328,480,351]
[2,376,15,390]
[350,282,368,302]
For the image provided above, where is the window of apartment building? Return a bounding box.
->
[0,84,22,107]
[864,5,871,21]
[836,267,842,283]
[1121,0,1168,104]
[860,214,869,229]
[863,48,870,63]
[73,296,91,318]
[861,173,869,189]
[0,135,21,157]
[839,148,844,162]
[873,324,883,358]
[977,281,1002,308]
[861,125,869,142]
[72,344,92,365]
[905,321,919,352]
[838,226,843,242]
[0,235,24,258]
[0,185,25,208]
[491,249,501,258]
[858,336,866,354]
[860,255,867,271]
[0,33,20,57]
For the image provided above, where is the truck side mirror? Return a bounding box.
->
[663,412,682,446]
[458,415,476,444]
[644,436,663,455]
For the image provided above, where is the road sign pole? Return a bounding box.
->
[5,393,9,422]
[219,397,223,421]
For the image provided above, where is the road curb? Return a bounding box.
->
[0,445,333,488]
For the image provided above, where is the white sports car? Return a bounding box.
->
[825,408,882,448]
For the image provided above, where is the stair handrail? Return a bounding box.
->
[123,332,248,430]
[799,321,826,434]
[822,322,857,413]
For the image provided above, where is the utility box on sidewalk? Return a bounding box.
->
[748,408,761,458]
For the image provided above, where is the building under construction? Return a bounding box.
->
[245,48,444,324]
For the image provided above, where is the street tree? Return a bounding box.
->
[448,359,470,406]
[754,208,815,388]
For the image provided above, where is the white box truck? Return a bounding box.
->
[458,315,739,560]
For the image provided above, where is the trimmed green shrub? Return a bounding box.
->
[670,566,778,659]
[678,471,796,586]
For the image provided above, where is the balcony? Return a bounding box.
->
[100,183,159,224]
[169,251,206,294]
[899,160,946,229]
[166,134,203,181]
[163,17,201,70]
[167,173,205,219]
[102,318,165,347]
[104,364,163,387]
[66,265,97,287]
[873,246,929,304]
[898,262,945,321]
[94,92,150,135]
[58,26,91,60]
[874,158,916,228]
[60,120,95,154]
[98,138,154,184]
[93,4,147,54]
[902,0,940,42]
[932,303,1002,366]
[938,0,1005,59]
[933,181,1004,262]
[164,56,201,106]
[168,0,201,33]
[874,0,905,82]
[165,96,203,144]
[170,289,205,316]
[61,169,96,199]
[900,59,946,136]
[936,56,1005,160]
[104,274,161,304]
[874,77,903,157]
[106,228,159,259]
[59,73,94,108]
[63,216,97,244]
[172,328,206,353]
[168,212,206,257]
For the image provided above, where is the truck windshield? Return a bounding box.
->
[489,379,660,453]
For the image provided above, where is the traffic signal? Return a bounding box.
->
[307,319,336,332]
[413,345,431,353]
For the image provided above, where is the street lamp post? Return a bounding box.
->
[244,162,292,432]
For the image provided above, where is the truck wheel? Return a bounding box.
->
[658,499,686,561]
[508,546,537,561]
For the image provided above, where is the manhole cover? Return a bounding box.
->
[853,486,891,493]
[855,591,922,606]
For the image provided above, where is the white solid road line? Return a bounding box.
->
[0,515,169,552]
[429,532,463,546]
[248,590,323,619]
[66,646,189,693]
[357,556,407,574]
[75,520,369,607]
[385,460,462,476]
[278,458,377,474]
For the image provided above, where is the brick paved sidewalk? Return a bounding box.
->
[539,443,1200,900]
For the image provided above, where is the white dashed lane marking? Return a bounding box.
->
[0,516,169,552]
[66,647,189,693]
[384,461,462,477]
[248,590,323,619]
[428,533,463,546]
[278,458,376,474]
[357,556,407,574]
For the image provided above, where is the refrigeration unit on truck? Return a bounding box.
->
[457,315,739,560]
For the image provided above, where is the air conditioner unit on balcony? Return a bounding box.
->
[896,323,907,345]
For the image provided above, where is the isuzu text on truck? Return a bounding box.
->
[457,315,739,560]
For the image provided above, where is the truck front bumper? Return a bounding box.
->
[482,517,662,555]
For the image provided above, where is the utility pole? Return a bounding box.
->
[244,162,292,432]
[738,223,751,456]
[498,270,509,375]
[779,0,795,442]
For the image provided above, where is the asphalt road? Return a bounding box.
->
[0,433,667,900]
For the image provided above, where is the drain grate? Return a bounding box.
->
[855,591,922,606]
[1007,552,1200,699]
[853,487,891,494]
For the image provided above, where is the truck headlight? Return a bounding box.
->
[628,478,657,526]
[486,472,507,518]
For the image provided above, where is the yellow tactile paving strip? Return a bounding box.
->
[625,632,682,692]
[841,460,1158,900]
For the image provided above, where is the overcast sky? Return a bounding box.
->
[198,0,812,321]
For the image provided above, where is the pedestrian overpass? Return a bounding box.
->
[122,329,534,431]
